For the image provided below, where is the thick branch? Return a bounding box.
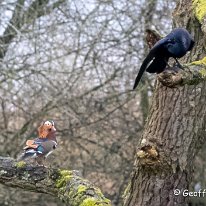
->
[157,62,206,87]
[0,157,111,206]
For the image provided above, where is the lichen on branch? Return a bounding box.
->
[192,0,206,22]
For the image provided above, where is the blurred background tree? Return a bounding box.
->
[0,0,180,205]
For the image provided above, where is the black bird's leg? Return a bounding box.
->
[173,58,192,73]
[174,58,184,70]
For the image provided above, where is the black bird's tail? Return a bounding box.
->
[133,54,169,90]
[133,53,154,90]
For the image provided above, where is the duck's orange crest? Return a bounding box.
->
[38,120,55,138]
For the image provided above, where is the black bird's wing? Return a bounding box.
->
[146,56,169,74]
[133,39,168,90]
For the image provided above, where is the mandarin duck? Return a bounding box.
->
[19,120,57,165]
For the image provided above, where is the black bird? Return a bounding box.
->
[133,28,195,89]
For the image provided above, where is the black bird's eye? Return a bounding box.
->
[167,38,175,44]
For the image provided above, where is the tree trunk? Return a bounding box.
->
[124,0,206,205]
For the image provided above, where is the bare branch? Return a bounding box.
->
[0,0,66,59]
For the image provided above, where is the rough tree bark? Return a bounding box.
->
[0,157,111,206]
[124,0,206,206]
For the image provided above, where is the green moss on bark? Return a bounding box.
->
[56,169,111,206]
[190,57,206,66]
[15,161,26,168]
[182,57,206,85]
[122,182,131,199]
[78,185,87,193]
[80,197,109,206]
[56,170,73,188]
[193,0,206,22]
